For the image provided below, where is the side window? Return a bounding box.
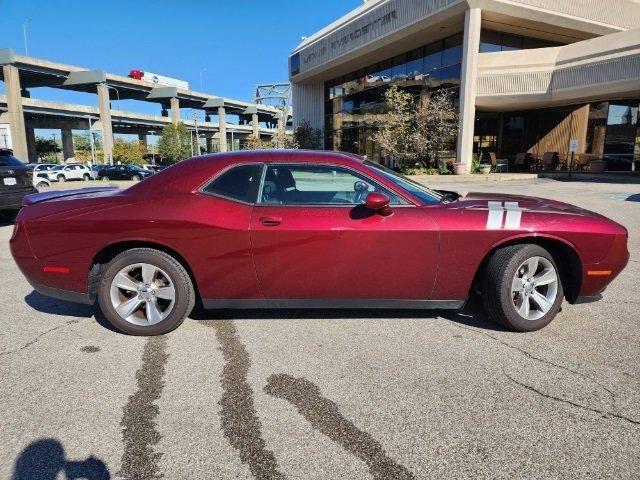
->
[203,164,263,204]
[259,165,405,205]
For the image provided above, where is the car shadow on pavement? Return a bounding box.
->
[12,438,110,480]
[24,291,120,333]
[190,297,508,332]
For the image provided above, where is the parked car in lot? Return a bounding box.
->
[97,164,153,181]
[33,172,52,189]
[27,163,58,173]
[10,150,629,335]
[45,164,93,182]
[89,164,106,179]
[0,153,36,215]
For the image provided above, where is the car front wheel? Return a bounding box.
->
[57,175,66,182]
[97,248,195,335]
[101,176,109,181]
[36,181,49,189]
[482,244,563,332]
[131,174,141,181]
[83,174,90,181]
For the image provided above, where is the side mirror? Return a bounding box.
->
[365,192,392,216]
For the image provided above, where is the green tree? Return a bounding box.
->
[158,123,191,163]
[373,85,458,170]
[35,137,60,159]
[293,120,322,149]
[113,138,146,166]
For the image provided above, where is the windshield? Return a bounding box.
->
[51,165,64,171]
[130,165,147,172]
[364,161,443,204]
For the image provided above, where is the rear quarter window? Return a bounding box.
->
[202,164,263,204]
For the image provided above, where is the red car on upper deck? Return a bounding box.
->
[10,150,629,335]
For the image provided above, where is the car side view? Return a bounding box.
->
[10,151,629,335]
[97,164,154,181]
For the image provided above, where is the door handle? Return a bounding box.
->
[259,216,282,226]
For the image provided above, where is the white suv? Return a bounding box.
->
[46,164,92,182]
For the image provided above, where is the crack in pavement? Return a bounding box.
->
[503,369,640,426]
[204,320,285,479]
[118,335,168,480]
[450,323,618,408]
[264,373,415,480]
[0,320,80,357]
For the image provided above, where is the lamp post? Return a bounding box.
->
[199,68,207,92]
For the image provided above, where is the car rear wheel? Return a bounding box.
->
[482,244,563,332]
[131,174,141,181]
[36,181,49,189]
[97,248,195,335]
[83,174,90,181]
[101,176,109,181]
[57,175,66,182]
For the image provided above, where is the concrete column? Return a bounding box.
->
[251,113,259,138]
[218,107,228,152]
[97,83,114,165]
[25,126,37,163]
[2,64,28,161]
[455,7,481,173]
[61,128,74,160]
[137,133,147,146]
[170,97,180,124]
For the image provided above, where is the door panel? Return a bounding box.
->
[250,205,439,300]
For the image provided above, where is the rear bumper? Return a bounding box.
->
[31,282,95,305]
[0,187,37,210]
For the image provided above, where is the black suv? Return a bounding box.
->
[0,152,36,215]
[97,164,154,181]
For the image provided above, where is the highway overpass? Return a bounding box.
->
[0,48,284,162]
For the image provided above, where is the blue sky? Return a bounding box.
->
[1,0,361,119]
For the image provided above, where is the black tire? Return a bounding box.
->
[36,181,49,189]
[97,248,195,335]
[482,244,563,332]
[101,176,109,181]
[83,174,90,181]
[57,175,66,182]
[131,174,141,181]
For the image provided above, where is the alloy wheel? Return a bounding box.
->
[511,256,558,321]
[109,263,176,326]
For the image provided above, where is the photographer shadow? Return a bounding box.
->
[12,438,110,480]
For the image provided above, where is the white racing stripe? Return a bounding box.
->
[486,201,504,230]
[485,201,523,230]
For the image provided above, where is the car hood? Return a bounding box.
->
[448,191,603,219]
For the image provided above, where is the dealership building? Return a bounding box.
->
[289,0,640,173]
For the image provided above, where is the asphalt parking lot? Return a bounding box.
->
[1,176,639,479]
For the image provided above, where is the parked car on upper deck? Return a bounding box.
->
[10,150,629,335]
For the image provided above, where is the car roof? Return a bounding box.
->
[126,150,367,195]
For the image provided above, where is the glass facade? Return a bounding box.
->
[480,30,561,53]
[324,33,463,161]
[474,100,640,171]
[324,29,568,163]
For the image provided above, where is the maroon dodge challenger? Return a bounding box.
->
[10,151,629,335]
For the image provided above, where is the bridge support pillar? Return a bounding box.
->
[251,113,259,139]
[26,126,37,163]
[455,7,481,174]
[170,97,180,124]
[97,83,114,165]
[61,128,74,160]
[2,64,28,161]
[205,134,213,153]
[138,133,147,146]
[218,107,228,152]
